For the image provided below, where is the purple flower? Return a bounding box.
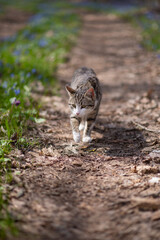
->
[13,100,20,106]
[14,89,20,95]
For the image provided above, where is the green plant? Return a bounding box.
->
[0,0,80,238]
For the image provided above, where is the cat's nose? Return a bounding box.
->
[76,112,80,115]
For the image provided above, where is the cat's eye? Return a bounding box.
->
[82,105,93,108]
[81,105,86,109]
[69,104,76,108]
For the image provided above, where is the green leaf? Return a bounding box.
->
[31,117,46,123]
[0,158,11,163]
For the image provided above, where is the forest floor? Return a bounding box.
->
[6,9,160,240]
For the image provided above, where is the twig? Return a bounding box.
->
[132,121,160,134]
[136,104,158,116]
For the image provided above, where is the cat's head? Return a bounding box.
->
[66,85,95,117]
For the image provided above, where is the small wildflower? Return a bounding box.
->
[10,73,15,78]
[13,50,21,56]
[2,81,8,88]
[32,68,37,74]
[14,89,20,95]
[13,99,20,106]
[20,79,25,83]
[11,83,17,90]
[38,74,42,80]
[26,72,31,78]
[38,39,48,47]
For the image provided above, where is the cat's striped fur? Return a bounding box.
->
[66,67,102,143]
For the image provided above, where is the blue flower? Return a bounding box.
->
[11,83,17,90]
[29,13,45,26]
[10,73,15,78]
[32,68,37,74]
[13,50,21,56]
[38,39,48,47]
[14,89,20,95]
[26,72,31,78]
[3,35,17,43]
[20,79,25,83]
[38,74,42,80]
[2,81,8,88]
[23,30,35,40]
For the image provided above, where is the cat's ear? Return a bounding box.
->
[85,88,95,99]
[65,85,76,96]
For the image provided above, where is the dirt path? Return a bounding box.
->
[9,12,160,240]
[0,8,31,39]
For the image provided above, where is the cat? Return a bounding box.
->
[66,67,102,143]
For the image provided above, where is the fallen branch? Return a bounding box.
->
[132,121,160,134]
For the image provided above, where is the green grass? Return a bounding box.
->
[0,0,80,238]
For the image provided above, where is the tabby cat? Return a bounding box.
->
[66,67,102,143]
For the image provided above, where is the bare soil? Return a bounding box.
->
[8,11,160,240]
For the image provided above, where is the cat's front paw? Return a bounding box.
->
[73,131,81,143]
[79,122,85,131]
[83,136,92,143]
